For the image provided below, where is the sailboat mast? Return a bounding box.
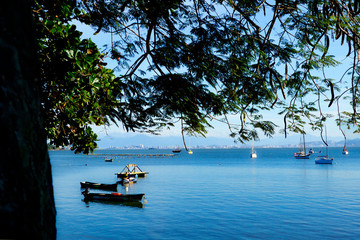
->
[303,134,306,154]
[325,125,328,157]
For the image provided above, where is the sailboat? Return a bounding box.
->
[315,126,334,164]
[294,134,310,159]
[250,140,257,158]
[188,137,193,154]
[172,147,181,153]
[342,138,349,155]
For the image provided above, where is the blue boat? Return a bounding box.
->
[315,156,333,164]
[315,125,333,164]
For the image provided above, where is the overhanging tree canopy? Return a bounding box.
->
[33,0,360,153]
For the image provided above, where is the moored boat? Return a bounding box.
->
[294,135,310,159]
[115,164,148,179]
[105,158,113,162]
[82,190,145,202]
[80,181,118,191]
[315,125,333,164]
[250,140,257,158]
[172,148,181,153]
[118,177,137,185]
[315,156,334,164]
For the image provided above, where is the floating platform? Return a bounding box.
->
[115,164,148,179]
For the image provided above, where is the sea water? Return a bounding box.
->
[51,148,360,239]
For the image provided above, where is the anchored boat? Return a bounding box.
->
[118,177,137,185]
[315,125,333,164]
[294,134,310,159]
[172,148,181,153]
[80,181,118,191]
[82,190,144,202]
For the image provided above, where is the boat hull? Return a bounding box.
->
[294,155,310,159]
[83,192,145,202]
[294,152,310,159]
[315,157,333,164]
[80,181,118,191]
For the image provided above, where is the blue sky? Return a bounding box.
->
[74,9,359,147]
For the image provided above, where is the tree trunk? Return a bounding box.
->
[0,1,56,239]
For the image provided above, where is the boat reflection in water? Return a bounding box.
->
[82,189,145,208]
[82,198,144,208]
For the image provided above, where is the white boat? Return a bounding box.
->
[342,142,349,155]
[294,135,310,159]
[250,140,257,158]
[119,177,137,185]
[315,125,333,164]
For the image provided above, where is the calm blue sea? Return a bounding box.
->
[51,147,360,239]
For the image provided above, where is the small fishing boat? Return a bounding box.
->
[104,157,113,162]
[188,150,193,154]
[118,177,137,185]
[115,164,148,179]
[80,181,118,191]
[294,135,310,159]
[82,190,144,202]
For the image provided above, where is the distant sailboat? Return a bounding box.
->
[250,140,257,158]
[188,137,193,154]
[172,147,181,153]
[315,125,334,164]
[342,138,349,155]
[294,134,310,159]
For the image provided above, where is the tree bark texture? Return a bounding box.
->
[0,1,56,239]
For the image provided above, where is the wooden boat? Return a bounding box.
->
[294,135,310,159]
[115,164,148,179]
[82,190,144,202]
[80,181,118,191]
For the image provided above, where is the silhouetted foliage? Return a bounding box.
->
[33,0,360,152]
